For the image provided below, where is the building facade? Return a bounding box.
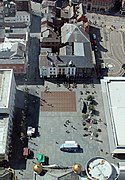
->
[39,23,95,79]
[82,0,116,13]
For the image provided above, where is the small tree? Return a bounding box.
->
[87,95,94,101]
[88,104,95,112]
[82,113,89,120]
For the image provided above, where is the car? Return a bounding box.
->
[94,46,98,51]
[101,63,106,69]
[93,40,96,45]
[92,34,96,40]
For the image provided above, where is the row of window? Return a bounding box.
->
[85,0,111,6]
[92,2,110,6]
[5,18,29,22]
[49,68,75,75]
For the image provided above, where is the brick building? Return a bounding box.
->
[0,38,27,74]
[70,0,117,13]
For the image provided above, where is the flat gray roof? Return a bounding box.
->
[74,42,84,56]
[108,81,125,146]
[101,77,125,152]
[0,69,13,108]
[0,117,9,154]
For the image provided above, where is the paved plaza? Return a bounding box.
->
[41,91,76,112]
[15,79,117,179]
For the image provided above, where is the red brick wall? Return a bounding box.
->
[0,64,26,74]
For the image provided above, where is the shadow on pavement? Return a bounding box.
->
[9,89,40,170]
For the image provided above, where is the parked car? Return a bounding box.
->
[92,34,96,40]
[93,40,97,45]
[94,46,98,51]
[101,63,106,69]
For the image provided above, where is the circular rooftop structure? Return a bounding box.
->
[72,164,82,173]
[86,157,112,180]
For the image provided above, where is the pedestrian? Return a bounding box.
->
[19,172,23,175]
[56,141,59,144]
[67,120,71,123]
[71,125,76,130]
[66,130,70,133]
[90,119,93,125]
[65,120,69,125]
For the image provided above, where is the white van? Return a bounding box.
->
[101,63,106,69]
[60,141,80,152]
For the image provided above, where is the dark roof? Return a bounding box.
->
[4,23,28,28]
[0,51,13,59]
[39,53,93,69]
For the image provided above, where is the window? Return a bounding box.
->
[62,68,65,75]
[59,68,61,74]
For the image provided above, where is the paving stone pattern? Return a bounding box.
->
[41,91,76,112]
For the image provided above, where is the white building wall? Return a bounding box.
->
[0,69,16,161]
[67,67,76,76]
[4,12,31,25]
[8,72,16,118]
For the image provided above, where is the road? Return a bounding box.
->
[110,30,125,64]
[87,13,125,76]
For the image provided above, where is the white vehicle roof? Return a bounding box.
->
[61,141,78,148]
[65,141,76,144]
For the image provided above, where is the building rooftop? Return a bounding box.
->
[107,80,125,146]
[0,69,13,108]
[101,77,125,153]
[39,53,93,69]
[0,117,9,154]
[61,6,74,19]
[0,37,26,63]
[61,23,90,44]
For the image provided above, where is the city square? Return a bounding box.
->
[0,0,125,179]
[13,79,117,179]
